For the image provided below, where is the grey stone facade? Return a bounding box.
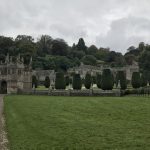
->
[0,54,32,94]
[68,62,139,81]
[32,69,55,85]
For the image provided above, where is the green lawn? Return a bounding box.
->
[4,96,150,150]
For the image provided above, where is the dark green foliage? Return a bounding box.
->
[116,71,127,90]
[36,35,52,56]
[148,71,150,84]
[139,42,145,52]
[84,73,92,89]
[82,55,97,65]
[131,72,141,89]
[65,76,70,86]
[51,39,68,56]
[96,74,102,89]
[73,74,82,90]
[92,76,96,84]
[32,75,38,88]
[76,38,87,52]
[1,34,149,73]
[106,51,126,67]
[139,48,150,72]
[87,45,98,55]
[44,76,50,88]
[55,72,66,89]
[141,72,147,87]
[101,69,114,90]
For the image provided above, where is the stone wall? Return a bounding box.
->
[18,89,121,97]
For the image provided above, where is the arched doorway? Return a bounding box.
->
[1,80,7,94]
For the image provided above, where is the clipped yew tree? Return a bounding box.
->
[131,72,141,89]
[73,74,82,90]
[141,72,147,87]
[116,71,127,90]
[32,75,38,88]
[65,76,70,86]
[55,72,66,89]
[101,69,114,90]
[84,73,92,89]
[44,76,50,88]
[96,73,102,89]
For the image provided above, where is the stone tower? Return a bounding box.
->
[0,54,32,94]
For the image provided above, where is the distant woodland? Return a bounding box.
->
[0,35,150,73]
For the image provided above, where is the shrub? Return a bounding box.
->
[101,69,114,90]
[141,72,147,87]
[44,76,50,88]
[84,73,92,89]
[124,89,131,95]
[116,71,127,90]
[131,72,141,89]
[96,74,101,89]
[32,75,38,88]
[73,74,82,90]
[55,72,66,89]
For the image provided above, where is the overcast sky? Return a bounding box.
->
[0,0,150,53]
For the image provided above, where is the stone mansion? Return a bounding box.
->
[0,54,32,94]
[0,54,139,94]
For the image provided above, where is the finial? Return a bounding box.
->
[30,56,32,65]
[17,54,21,61]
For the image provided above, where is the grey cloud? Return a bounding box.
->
[96,16,150,53]
[0,0,150,53]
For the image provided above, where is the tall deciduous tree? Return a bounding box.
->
[82,55,97,66]
[51,39,68,56]
[139,46,150,72]
[87,45,98,55]
[76,38,87,53]
[37,35,53,56]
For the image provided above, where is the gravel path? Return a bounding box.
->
[0,95,8,150]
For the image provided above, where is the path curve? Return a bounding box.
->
[0,95,8,150]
